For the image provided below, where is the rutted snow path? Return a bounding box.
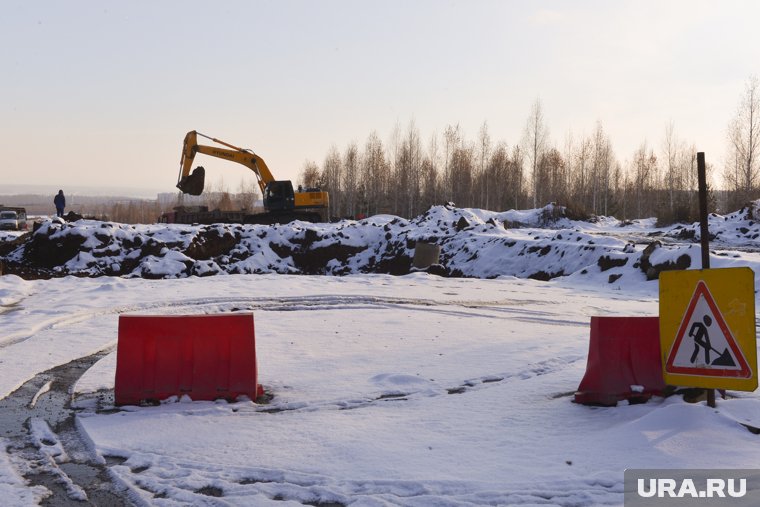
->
[0,351,131,506]
[1,273,758,506]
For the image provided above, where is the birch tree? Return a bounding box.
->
[299,161,321,188]
[477,121,492,209]
[522,99,549,208]
[321,146,342,219]
[725,76,760,207]
[361,131,387,216]
[632,142,658,218]
[442,124,462,203]
[342,142,359,218]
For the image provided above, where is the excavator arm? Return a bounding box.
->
[177,130,276,196]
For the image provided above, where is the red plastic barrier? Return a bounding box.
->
[574,316,665,406]
[114,313,261,406]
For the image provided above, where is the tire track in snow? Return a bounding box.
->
[99,450,620,507]
[0,294,571,350]
[253,354,585,415]
[1,348,135,506]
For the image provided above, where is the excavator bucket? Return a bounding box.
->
[177,166,205,195]
[114,313,262,405]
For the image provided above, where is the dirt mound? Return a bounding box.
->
[0,219,418,279]
[0,205,695,283]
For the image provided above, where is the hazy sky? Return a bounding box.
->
[2,1,759,197]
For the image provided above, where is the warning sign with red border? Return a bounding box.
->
[665,281,751,377]
[659,267,757,391]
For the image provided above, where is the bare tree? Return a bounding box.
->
[631,142,659,218]
[725,76,760,207]
[107,200,161,224]
[235,177,260,211]
[657,123,701,223]
[683,145,699,216]
[343,142,360,218]
[485,142,507,210]
[450,144,474,207]
[388,122,402,214]
[573,136,592,211]
[442,124,462,203]
[419,157,438,210]
[426,132,442,207]
[510,145,525,209]
[360,131,388,216]
[216,192,234,211]
[522,99,549,208]
[321,146,342,219]
[537,148,566,206]
[397,120,423,216]
[300,161,322,188]
[662,121,680,215]
[477,121,492,209]
[590,123,613,215]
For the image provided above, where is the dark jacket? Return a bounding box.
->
[54,192,65,209]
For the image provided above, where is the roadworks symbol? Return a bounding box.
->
[665,281,751,378]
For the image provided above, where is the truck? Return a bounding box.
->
[158,206,248,225]
[164,131,329,225]
[0,207,28,231]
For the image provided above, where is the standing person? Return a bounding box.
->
[54,189,65,217]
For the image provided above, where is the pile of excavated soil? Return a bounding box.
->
[0,205,697,283]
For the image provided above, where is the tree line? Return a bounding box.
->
[73,188,260,224]
[59,77,760,225]
[301,77,760,223]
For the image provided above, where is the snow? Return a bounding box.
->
[0,446,44,506]
[8,203,760,285]
[1,203,760,505]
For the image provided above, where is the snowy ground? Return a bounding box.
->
[1,271,759,506]
[2,204,760,506]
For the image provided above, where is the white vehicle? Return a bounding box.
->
[0,211,19,230]
[0,208,27,231]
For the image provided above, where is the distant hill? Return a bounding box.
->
[0,194,163,216]
[0,184,166,216]
[0,184,162,199]
[0,191,261,221]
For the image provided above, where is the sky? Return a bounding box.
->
[2,0,759,198]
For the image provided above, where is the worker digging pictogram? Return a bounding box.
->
[688,315,735,367]
[665,281,751,378]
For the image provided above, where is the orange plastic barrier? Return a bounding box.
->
[114,313,261,405]
[574,316,666,406]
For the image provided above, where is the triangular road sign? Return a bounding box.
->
[665,281,751,378]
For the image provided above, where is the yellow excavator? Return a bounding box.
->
[172,130,328,224]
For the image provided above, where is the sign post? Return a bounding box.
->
[696,152,715,407]
[697,152,710,271]
[659,153,757,405]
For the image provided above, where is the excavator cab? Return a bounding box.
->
[177,166,205,196]
[263,181,295,211]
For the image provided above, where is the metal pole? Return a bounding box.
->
[697,152,716,408]
[697,153,710,270]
